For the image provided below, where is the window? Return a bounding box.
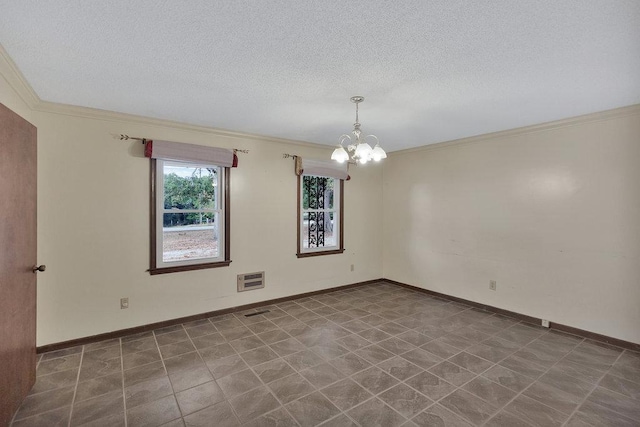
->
[150,159,231,274]
[297,174,344,257]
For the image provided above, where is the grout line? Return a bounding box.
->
[66,345,84,427]
[119,338,127,427]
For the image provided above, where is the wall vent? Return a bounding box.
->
[237,271,265,292]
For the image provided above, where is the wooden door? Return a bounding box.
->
[0,103,38,426]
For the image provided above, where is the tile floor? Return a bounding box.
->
[10,282,640,427]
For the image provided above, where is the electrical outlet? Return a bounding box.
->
[541,319,550,328]
[350,264,355,272]
[489,280,496,291]
[120,298,129,309]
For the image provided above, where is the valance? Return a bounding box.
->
[144,140,238,167]
[295,157,350,180]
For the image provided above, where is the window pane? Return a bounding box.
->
[303,176,334,210]
[164,164,218,210]
[303,211,336,249]
[162,213,219,262]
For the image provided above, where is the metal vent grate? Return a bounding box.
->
[237,271,265,292]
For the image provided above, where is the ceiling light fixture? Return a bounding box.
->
[331,96,386,164]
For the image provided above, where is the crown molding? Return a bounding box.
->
[0,44,40,109]
[33,100,330,150]
[390,103,640,156]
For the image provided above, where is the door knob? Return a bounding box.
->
[32,265,46,273]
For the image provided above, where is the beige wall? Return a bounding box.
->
[383,109,640,344]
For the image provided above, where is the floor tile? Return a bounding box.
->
[75,372,122,402]
[504,394,568,427]
[351,366,399,395]
[216,369,262,398]
[253,358,296,384]
[190,333,226,350]
[498,355,547,379]
[83,346,121,362]
[126,395,180,427]
[428,361,476,387]
[228,386,280,423]
[379,383,433,418]
[243,407,298,427]
[347,397,406,427]
[125,376,173,409]
[411,404,473,426]
[405,371,456,401]
[14,387,75,420]
[316,414,358,427]
[182,401,240,427]
[447,351,493,374]
[239,345,279,366]
[419,339,461,359]
[29,369,79,394]
[462,376,516,407]
[36,354,82,376]
[71,390,124,426]
[163,352,204,375]
[573,399,639,427]
[283,349,325,371]
[485,411,534,427]
[285,392,342,427]
[197,343,236,363]
[267,373,315,404]
[155,330,189,347]
[123,349,161,370]
[586,386,640,421]
[123,361,166,388]
[320,378,372,411]
[598,372,640,400]
[300,363,345,388]
[401,348,442,370]
[168,365,214,392]
[482,365,534,392]
[11,405,71,427]
[522,381,583,414]
[176,381,225,416]
[377,356,424,381]
[79,357,122,382]
[439,389,498,425]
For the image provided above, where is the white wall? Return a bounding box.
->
[383,109,640,344]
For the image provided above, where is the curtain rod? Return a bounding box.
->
[117,134,249,154]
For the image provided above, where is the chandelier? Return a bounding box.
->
[331,96,387,164]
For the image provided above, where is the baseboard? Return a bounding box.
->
[37,277,640,353]
[36,279,381,354]
[384,279,640,352]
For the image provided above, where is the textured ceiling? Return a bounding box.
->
[1,1,639,151]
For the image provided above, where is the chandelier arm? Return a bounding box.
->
[364,134,379,144]
[339,134,352,145]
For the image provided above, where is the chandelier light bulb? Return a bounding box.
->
[331,96,386,165]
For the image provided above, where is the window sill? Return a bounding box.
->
[149,260,232,275]
[296,249,345,258]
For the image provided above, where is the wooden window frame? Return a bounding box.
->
[149,159,231,275]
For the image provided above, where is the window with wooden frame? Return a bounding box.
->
[295,157,347,258]
[298,175,344,257]
[145,140,235,274]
